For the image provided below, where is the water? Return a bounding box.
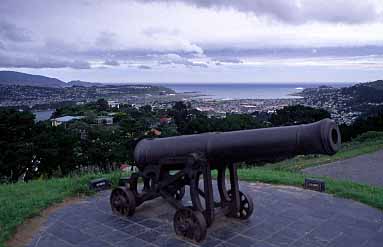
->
[33,110,55,122]
[162,83,352,100]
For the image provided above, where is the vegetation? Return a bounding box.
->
[0,172,123,247]
[340,108,383,141]
[2,100,383,182]
[269,104,330,126]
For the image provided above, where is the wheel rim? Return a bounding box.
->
[227,190,254,220]
[110,187,136,216]
[174,208,207,242]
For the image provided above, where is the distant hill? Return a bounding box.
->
[67,80,104,87]
[0,71,107,88]
[0,71,66,88]
[361,80,383,90]
[342,80,383,103]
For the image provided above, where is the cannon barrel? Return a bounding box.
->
[134,118,341,167]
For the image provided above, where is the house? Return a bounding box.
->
[95,116,113,125]
[145,128,162,136]
[107,100,120,109]
[159,117,172,125]
[51,116,84,127]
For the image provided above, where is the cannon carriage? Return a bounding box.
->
[110,118,341,242]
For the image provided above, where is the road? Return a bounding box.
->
[303,150,383,187]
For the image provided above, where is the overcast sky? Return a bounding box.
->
[1,0,383,83]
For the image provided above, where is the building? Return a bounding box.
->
[145,128,162,136]
[51,116,84,127]
[95,116,113,125]
[159,117,172,125]
[107,100,120,109]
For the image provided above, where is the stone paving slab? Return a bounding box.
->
[303,149,383,187]
[26,182,383,247]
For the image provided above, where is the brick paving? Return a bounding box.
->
[303,150,383,187]
[26,182,383,247]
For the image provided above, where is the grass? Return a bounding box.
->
[236,167,383,211]
[267,131,383,171]
[2,132,383,247]
[0,172,123,247]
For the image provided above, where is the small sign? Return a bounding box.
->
[304,178,325,192]
[89,178,111,191]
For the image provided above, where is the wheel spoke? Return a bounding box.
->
[110,187,136,217]
[226,189,253,220]
[174,208,207,242]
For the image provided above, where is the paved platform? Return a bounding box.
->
[303,150,383,187]
[27,182,383,247]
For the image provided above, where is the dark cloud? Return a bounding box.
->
[145,0,380,24]
[104,60,120,66]
[215,58,243,64]
[159,54,208,68]
[0,52,91,69]
[138,65,152,69]
[96,31,118,47]
[0,20,32,42]
[142,27,180,37]
[205,45,383,59]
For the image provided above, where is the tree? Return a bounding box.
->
[168,101,193,134]
[0,109,35,181]
[270,105,330,126]
[340,112,383,141]
[96,98,109,112]
[32,122,79,178]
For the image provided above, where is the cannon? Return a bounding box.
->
[110,118,341,242]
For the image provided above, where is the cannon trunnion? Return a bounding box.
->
[110,119,341,242]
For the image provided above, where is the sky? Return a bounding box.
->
[1,0,383,83]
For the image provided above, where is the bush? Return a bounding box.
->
[352,131,383,143]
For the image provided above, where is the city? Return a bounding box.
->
[3,80,383,126]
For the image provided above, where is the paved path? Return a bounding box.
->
[303,150,383,187]
[27,182,383,247]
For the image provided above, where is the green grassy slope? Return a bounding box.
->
[0,172,122,247]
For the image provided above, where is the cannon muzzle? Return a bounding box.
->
[134,118,341,167]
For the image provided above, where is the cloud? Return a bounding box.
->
[104,60,120,66]
[138,65,152,69]
[214,58,243,64]
[0,20,32,42]
[145,0,382,24]
[158,53,208,68]
[0,52,91,69]
[95,31,118,47]
[0,0,382,81]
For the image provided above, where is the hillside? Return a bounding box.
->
[0,71,66,88]
[67,80,103,87]
[342,80,383,103]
